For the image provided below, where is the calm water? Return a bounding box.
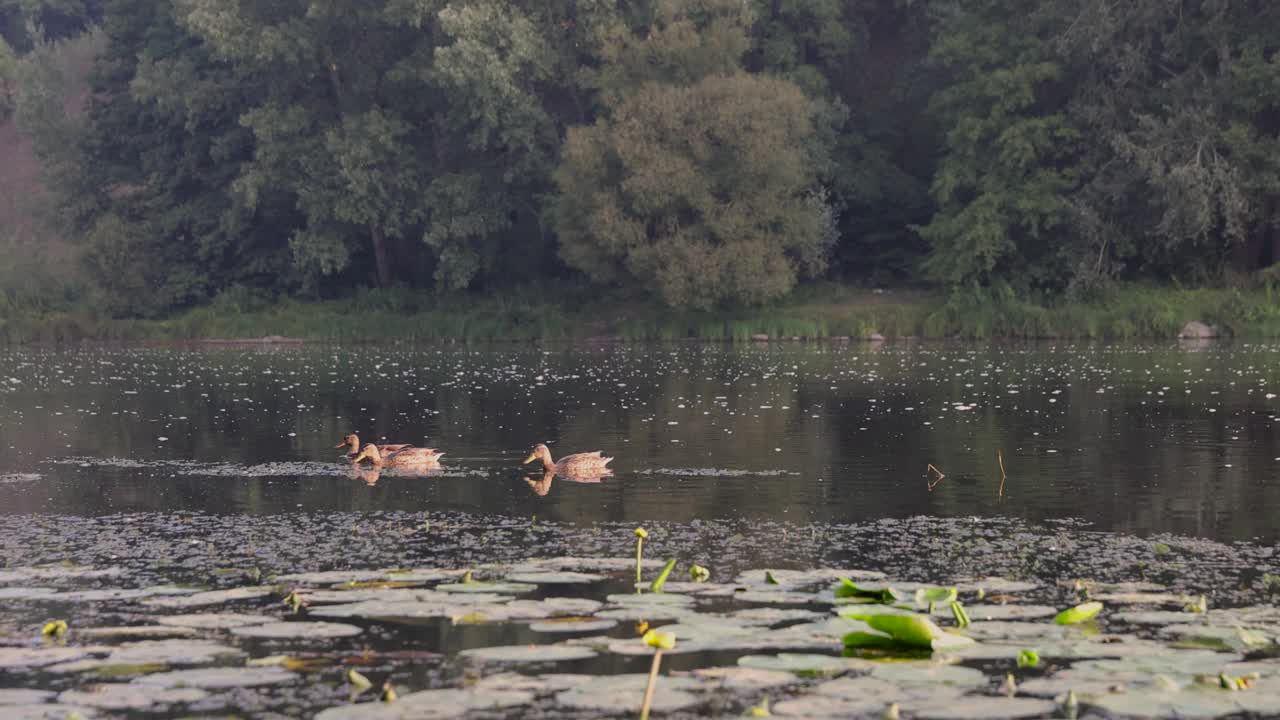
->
[2,342,1279,541]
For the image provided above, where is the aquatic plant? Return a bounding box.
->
[689,564,710,582]
[40,619,67,639]
[633,528,648,583]
[1054,601,1103,625]
[1017,649,1040,668]
[842,612,974,652]
[639,629,676,720]
[649,559,677,593]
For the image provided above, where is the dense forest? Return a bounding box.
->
[2,0,1279,321]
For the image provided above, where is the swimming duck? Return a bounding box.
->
[352,443,444,469]
[522,443,613,477]
[336,434,411,458]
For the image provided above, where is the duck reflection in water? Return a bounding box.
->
[523,467,611,496]
[349,467,383,486]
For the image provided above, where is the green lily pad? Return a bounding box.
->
[735,569,887,589]
[471,673,593,694]
[605,593,696,606]
[377,569,469,583]
[954,578,1040,594]
[58,684,208,710]
[458,645,597,663]
[962,621,1072,641]
[230,621,363,639]
[317,688,535,719]
[155,613,275,629]
[555,674,702,713]
[1092,592,1184,605]
[131,666,297,688]
[1055,601,1104,625]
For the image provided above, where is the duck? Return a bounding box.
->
[336,433,412,458]
[352,443,444,469]
[522,443,613,477]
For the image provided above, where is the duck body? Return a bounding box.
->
[523,443,613,477]
[353,443,444,469]
[336,434,411,458]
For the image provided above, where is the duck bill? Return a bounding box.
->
[522,453,537,465]
[334,441,348,449]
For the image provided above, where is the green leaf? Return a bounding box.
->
[649,559,678,593]
[1054,601,1103,625]
[1017,649,1040,668]
[834,578,898,603]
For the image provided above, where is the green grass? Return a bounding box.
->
[4,283,1280,344]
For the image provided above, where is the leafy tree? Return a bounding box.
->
[917,0,1086,291]
[555,1,836,308]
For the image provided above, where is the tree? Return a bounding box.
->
[555,1,835,308]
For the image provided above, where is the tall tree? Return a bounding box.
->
[555,0,836,308]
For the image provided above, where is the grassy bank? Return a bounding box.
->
[3,284,1280,344]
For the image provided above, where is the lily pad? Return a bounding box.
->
[555,674,702,713]
[732,590,826,605]
[458,645,597,663]
[3,704,98,719]
[141,586,276,608]
[131,666,298,689]
[929,605,1057,621]
[0,647,105,670]
[904,696,1059,719]
[77,626,200,640]
[58,684,208,710]
[738,653,857,677]
[1113,610,1206,625]
[230,621,363,639]
[316,689,535,719]
[529,618,618,633]
[0,690,55,705]
[434,581,536,595]
[690,666,799,690]
[276,571,393,585]
[868,662,987,690]
[155,613,275,629]
[507,572,606,584]
[47,640,242,674]
[1159,624,1276,652]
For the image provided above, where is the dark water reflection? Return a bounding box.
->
[1,342,1278,541]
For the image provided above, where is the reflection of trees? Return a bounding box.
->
[3,345,1280,542]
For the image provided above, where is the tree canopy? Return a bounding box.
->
[4,0,1280,315]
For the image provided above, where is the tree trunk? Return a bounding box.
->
[371,224,391,287]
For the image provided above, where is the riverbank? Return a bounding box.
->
[3,284,1280,344]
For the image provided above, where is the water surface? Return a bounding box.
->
[2,342,1278,541]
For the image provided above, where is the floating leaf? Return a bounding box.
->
[131,666,297,689]
[458,645,597,663]
[1054,602,1103,625]
[835,579,898,603]
[843,613,974,650]
[230,621,363,639]
[738,654,854,677]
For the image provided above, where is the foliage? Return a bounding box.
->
[2,0,1280,320]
